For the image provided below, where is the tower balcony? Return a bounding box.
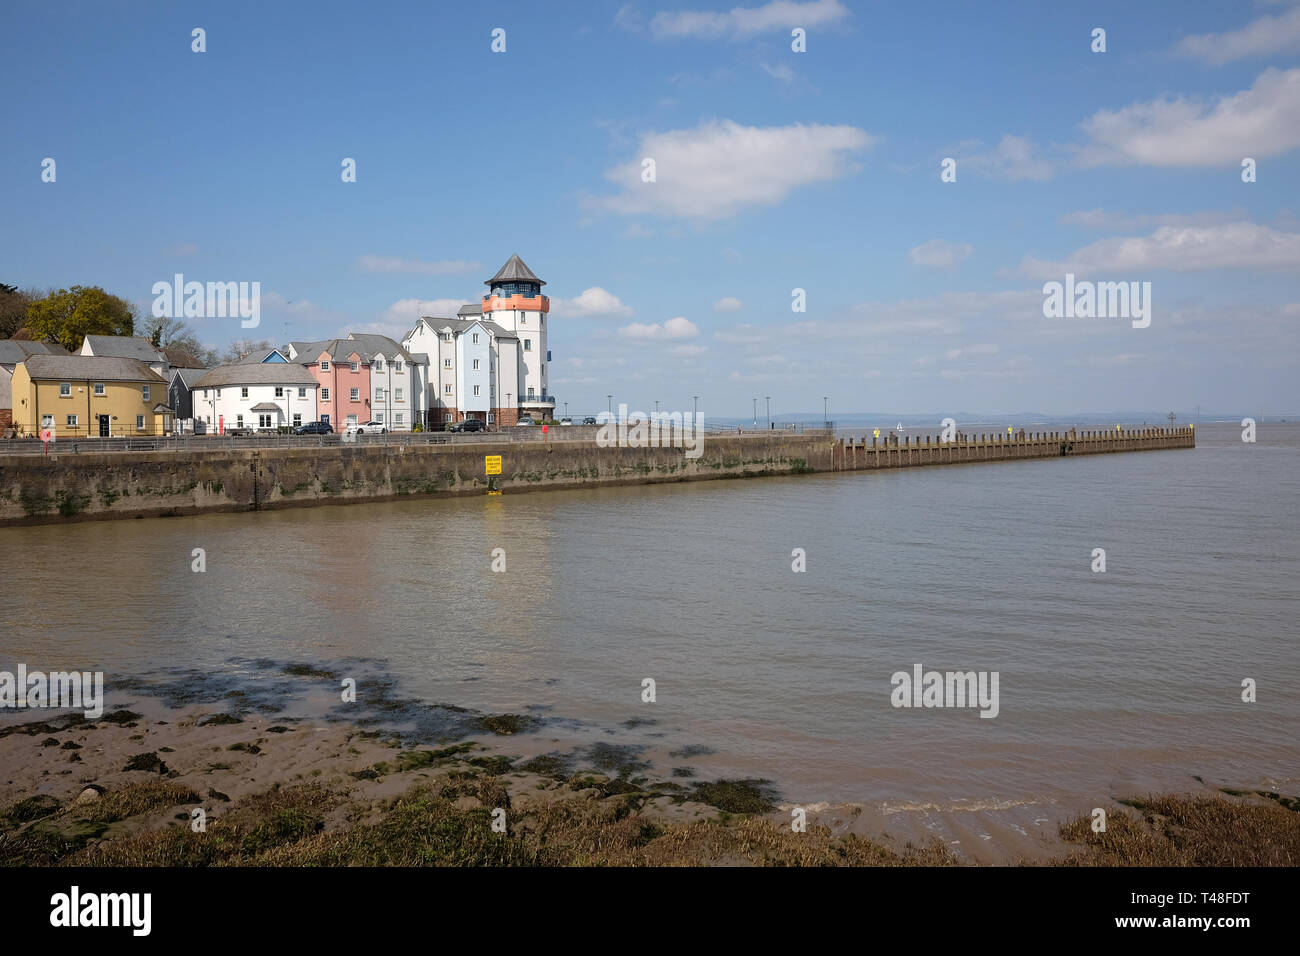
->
[519,392,557,408]
[483,293,549,313]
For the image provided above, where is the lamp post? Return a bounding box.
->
[752,398,756,429]
[654,399,659,419]
[607,394,612,416]
[693,395,698,425]
[564,401,569,418]
[766,396,771,430]
[823,396,828,428]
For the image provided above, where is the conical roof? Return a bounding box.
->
[486,254,545,287]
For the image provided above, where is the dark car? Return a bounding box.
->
[294,421,333,435]
[447,419,487,433]
[582,416,598,425]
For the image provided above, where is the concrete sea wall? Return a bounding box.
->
[0,427,1194,526]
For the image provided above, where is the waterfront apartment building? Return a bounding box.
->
[286,335,426,430]
[11,354,172,437]
[402,254,554,426]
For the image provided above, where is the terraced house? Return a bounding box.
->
[190,364,319,433]
[11,354,172,437]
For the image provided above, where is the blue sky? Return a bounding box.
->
[3,0,1298,418]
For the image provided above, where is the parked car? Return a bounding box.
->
[582,416,598,425]
[346,420,388,435]
[294,421,333,435]
[516,415,535,426]
[448,419,487,433]
[559,417,573,426]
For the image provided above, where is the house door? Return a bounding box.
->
[98,415,110,437]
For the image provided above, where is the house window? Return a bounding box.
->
[442,333,451,342]
[472,333,479,344]
[321,388,330,401]
[395,360,403,372]
[488,412,495,423]
[202,389,208,398]
[346,414,357,426]
[216,389,222,397]
[375,413,384,423]
[375,387,385,401]
[41,414,53,428]
[298,387,306,398]
[93,383,105,396]
[444,384,452,395]
[473,385,480,396]
[395,388,403,401]
[350,362,358,372]
[472,359,479,370]
[274,386,283,397]
[375,359,385,372]
[293,413,302,426]
[236,415,244,427]
[136,415,145,430]
[258,413,272,428]
[396,413,404,425]
[350,388,359,401]
[142,385,150,401]
[444,358,451,368]
[241,387,249,398]
[524,339,532,351]
[320,360,329,371]
[66,414,78,428]
[59,382,71,397]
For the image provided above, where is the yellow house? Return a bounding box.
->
[11,355,172,438]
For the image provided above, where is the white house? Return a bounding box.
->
[401,254,552,427]
[345,333,426,430]
[190,364,319,433]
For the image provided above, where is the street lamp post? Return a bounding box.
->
[752,398,756,429]
[823,396,828,428]
[693,395,698,425]
[654,399,659,420]
[607,394,612,416]
[564,401,568,418]
[766,396,771,430]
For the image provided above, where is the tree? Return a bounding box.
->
[24,286,136,350]
[220,338,276,364]
[141,314,220,366]
[0,284,36,339]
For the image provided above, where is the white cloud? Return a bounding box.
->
[380,297,472,325]
[619,316,700,340]
[713,296,743,312]
[1076,68,1300,166]
[908,239,974,269]
[1175,7,1300,65]
[671,344,709,356]
[551,287,633,318]
[713,323,768,344]
[1059,208,1247,230]
[358,256,481,276]
[761,63,795,83]
[595,119,873,221]
[958,135,1055,181]
[1019,222,1300,277]
[650,0,848,40]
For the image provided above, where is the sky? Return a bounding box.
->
[2,0,1298,419]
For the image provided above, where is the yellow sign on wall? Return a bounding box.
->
[485,455,502,475]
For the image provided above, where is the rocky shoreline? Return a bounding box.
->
[2,697,1296,867]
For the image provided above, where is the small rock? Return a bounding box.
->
[41,737,59,747]
[74,786,103,805]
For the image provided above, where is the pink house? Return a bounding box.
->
[292,341,371,429]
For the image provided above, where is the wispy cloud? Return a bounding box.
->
[956,135,1055,181]
[357,256,481,276]
[712,296,744,312]
[649,0,848,40]
[1175,6,1300,65]
[1059,208,1248,231]
[908,239,973,269]
[1019,223,1300,277]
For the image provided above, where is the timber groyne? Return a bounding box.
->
[0,426,1194,526]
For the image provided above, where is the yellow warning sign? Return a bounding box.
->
[485,455,502,475]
